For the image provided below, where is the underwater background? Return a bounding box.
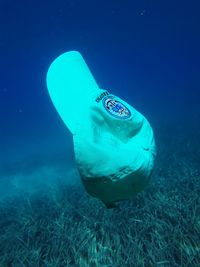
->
[0,0,200,266]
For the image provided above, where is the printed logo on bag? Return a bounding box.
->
[103,96,131,119]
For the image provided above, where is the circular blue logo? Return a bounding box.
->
[103,96,131,119]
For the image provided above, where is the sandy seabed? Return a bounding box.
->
[0,125,200,267]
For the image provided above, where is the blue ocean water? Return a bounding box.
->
[0,0,200,266]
